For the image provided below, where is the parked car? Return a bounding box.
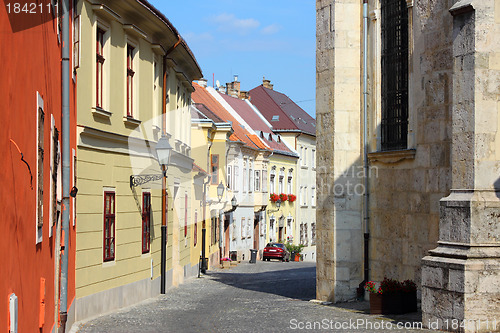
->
[262,242,290,262]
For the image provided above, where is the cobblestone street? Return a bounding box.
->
[75,261,435,333]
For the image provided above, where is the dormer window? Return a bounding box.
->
[272,115,279,121]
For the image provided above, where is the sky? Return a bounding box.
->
[148,0,316,117]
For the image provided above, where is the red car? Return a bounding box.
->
[262,243,290,262]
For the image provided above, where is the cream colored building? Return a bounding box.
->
[74,0,202,322]
[316,0,500,330]
[249,80,316,260]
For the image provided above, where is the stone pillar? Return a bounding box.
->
[316,0,364,302]
[421,1,500,332]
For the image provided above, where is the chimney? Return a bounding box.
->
[226,75,240,98]
[239,91,250,100]
[262,76,273,90]
[198,78,208,88]
[218,86,227,94]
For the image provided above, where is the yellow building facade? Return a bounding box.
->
[74,0,202,322]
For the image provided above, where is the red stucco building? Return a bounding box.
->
[0,2,76,332]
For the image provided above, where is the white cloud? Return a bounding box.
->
[209,13,260,34]
[260,24,282,35]
[184,32,214,43]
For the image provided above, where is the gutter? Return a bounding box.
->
[59,0,70,331]
[360,0,370,297]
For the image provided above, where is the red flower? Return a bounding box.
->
[288,194,296,202]
[279,193,288,201]
[270,193,279,202]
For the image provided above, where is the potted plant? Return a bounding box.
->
[379,277,403,314]
[270,193,279,202]
[221,257,231,269]
[279,193,288,202]
[285,243,304,262]
[288,194,296,202]
[401,280,417,313]
[365,281,383,314]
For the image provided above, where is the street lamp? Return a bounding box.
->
[156,135,172,295]
[217,181,224,201]
[276,199,281,209]
[231,196,237,209]
[156,135,172,175]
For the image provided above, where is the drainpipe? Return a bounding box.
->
[59,0,70,331]
[362,0,370,294]
[166,35,182,56]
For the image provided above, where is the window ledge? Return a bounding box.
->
[92,107,112,118]
[368,149,416,164]
[123,116,141,126]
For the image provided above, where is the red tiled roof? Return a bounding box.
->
[192,82,265,150]
[219,93,297,157]
[248,85,316,136]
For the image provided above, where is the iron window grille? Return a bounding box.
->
[381,0,409,150]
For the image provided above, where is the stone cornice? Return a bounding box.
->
[367,149,416,164]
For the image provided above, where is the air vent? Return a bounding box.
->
[272,115,279,121]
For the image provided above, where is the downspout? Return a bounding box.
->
[361,0,370,296]
[59,0,70,331]
[160,55,168,294]
[166,35,182,56]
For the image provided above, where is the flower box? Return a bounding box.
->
[402,291,417,313]
[222,261,231,269]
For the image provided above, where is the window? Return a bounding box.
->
[304,223,308,246]
[311,187,316,207]
[103,191,115,261]
[73,13,80,70]
[287,171,292,194]
[312,149,316,169]
[241,218,246,239]
[126,44,135,117]
[184,194,188,238]
[278,175,284,194]
[248,162,253,192]
[262,169,268,192]
[304,147,308,166]
[243,162,247,192]
[311,223,316,245]
[211,216,218,245]
[96,27,105,108]
[381,0,409,150]
[270,173,275,193]
[50,117,60,236]
[254,170,260,192]
[227,166,232,190]
[142,192,151,253]
[234,166,239,191]
[36,93,45,243]
[194,212,198,246]
[210,154,219,185]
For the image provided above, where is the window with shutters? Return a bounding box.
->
[381,0,409,150]
[103,191,115,261]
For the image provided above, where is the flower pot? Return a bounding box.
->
[222,261,230,269]
[294,254,300,262]
[402,291,417,313]
[369,293,383,314]
[383,293,403,314]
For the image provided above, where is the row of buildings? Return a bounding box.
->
[316,0,500,331]
[1,0,316,332]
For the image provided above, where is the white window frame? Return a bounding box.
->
[227,165,232,190]
[254,170,261,192]
[95,19,110,111]
[125,36,139,119]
